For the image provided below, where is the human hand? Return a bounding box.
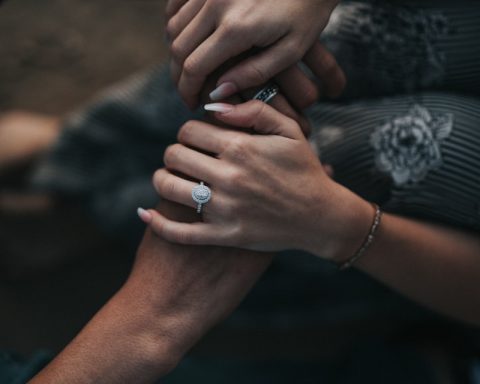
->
[199,66,314,137]
[30,199,272,384]
[165,0,345,108]
[142,101,371,260]
[133,200,273,364]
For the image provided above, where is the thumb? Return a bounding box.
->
[204,100,303,139]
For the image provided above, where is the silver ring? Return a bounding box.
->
[253,83,279,104]
[192,181,211,214]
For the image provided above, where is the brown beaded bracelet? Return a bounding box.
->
[338,203,382,271]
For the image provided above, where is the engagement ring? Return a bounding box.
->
[192,181,211,214]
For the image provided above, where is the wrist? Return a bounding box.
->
[119,277,213,371]
[107,287,185,377]
[303,183,373,262]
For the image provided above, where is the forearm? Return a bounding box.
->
[355,213,480,325]
[31,200,272,383]
[312,195,480,325]
[29,283,178,384]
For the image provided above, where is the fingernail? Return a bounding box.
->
[137,207,153,224]
[209,82,237,101]
[204,103,234,113]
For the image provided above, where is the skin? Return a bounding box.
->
[29,63,310,384]
[165,0,345,108]
[27,2,480,382]
[30,200,272,383]
[144,101,480,326]
[148,101,354,255]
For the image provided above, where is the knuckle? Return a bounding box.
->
[251,99,267,116]
[228,223,246,246]
[166,18,178,40]
[159,176,176,198]
[220,17,242,37]
[246,61,268,85]
[151,218,166,239]
[152,169,165,192]
[183,56,200,78]
[285,40,303,62]
[299,86,319,108]
[170,40,185,61]
[247,100,267,124]
[221,168,246,192]
[219,169,235,191]
[177,121,195,143]
[225,135,251,161]
[163,144,183,166]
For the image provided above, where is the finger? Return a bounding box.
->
[275,65,319,110]
[177,27,252,108]
[163,143,222,183]
[268,94,312,138]
[152,168,221,213]
[165,0,189,19]
[304,41,346,99]
[216,38,304,99]
[204,101,303,140]
[166,0,206,41]
[170,6,215,70]
[240,88,311,138]
[177,120,240,154]
[147,209,225,246]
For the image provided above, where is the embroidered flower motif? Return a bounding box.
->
[323,3,451,94]
[370,105,453,186]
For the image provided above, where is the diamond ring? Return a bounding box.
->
[192,181,211,214]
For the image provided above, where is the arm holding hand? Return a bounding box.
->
[145,101,480,326]
[30,201,272,383]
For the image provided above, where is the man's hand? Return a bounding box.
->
[30,200,272,383]
[131,200,273,361]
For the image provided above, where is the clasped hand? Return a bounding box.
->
[141,101,365,259]
[165,0,345,108]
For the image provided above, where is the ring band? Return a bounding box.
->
[253,83,279,104]
[191,181,212,214]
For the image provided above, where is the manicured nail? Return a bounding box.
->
[204,103,234,113]
[209,82,237,101]
[137,207,152,224]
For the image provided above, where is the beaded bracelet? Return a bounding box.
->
[338,203,382,271]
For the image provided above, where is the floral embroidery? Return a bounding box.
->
[323,3,451,94]
[370,105,453,186]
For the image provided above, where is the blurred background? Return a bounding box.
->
[0,1,477,383]
[0,0,167,356]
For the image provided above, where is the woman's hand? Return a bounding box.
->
[165,0,345,108]
[142,101,372,260]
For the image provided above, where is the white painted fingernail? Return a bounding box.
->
[137,207,153,224]
[209,82,237,101]
[204,103,234,113]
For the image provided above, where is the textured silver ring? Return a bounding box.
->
[253,83,279,104]
[192,181,211,214]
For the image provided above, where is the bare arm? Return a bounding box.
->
[30,201,272,383]
[145,101,480,327]
[340,213,480,326]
